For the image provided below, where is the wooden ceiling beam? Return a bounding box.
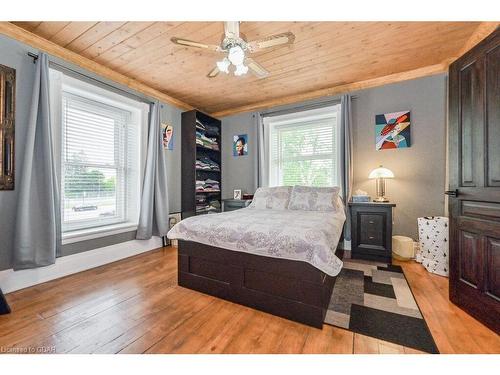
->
[0,22,194,111]
[211,63,448,118]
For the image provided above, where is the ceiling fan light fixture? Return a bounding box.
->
[216,57,230,74]
[171,21,294,79]
[228,45,245,66]
[234,63,249,76]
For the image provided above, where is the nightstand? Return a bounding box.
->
[222,199,252,212]
[349,201,396,263]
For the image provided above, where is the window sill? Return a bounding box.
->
[62,222,138,245]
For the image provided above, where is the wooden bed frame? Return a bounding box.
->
[177,240,343,328]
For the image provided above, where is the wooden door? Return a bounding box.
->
[448,28,500,334]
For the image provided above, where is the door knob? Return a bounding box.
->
[445,189,459,197]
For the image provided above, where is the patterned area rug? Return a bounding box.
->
[325,259,439,353]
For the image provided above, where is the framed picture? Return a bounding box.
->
[166,212,182,247]
[0,64,15,190]
[162,122,174,150]
[233,189,242,200]
[233,134,248,156]
[375,110,411,150]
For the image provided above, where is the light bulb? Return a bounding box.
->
[234,63,249,76]
[228,46,245,66]
[216,58,230,74]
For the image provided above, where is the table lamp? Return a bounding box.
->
[369,165,394,202]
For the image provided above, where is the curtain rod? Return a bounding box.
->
[27,52,153,106]
[27,52,38,62]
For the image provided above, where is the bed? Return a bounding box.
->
[168,187,345,328]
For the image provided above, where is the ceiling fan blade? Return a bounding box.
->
[245,58,269,79]
[171,37,221,52]
[224,21,240,39]
[247,32,295,52]
[207,66,220,78]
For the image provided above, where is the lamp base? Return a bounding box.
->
[373,196,389,203]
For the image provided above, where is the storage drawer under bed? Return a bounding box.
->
[177,240,339,328]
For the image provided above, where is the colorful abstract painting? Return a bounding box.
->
[375,111,411,150]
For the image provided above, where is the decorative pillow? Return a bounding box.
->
[248,186,292,210]
[288,185,340,211]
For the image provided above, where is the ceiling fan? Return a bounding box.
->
[171,22,295,79]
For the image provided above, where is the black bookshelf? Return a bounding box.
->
[181,110,222,218]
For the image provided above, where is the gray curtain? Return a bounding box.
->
[256,113,268,188]
[340,94,354,241]
[136,102,170,239]
[13,53,61,270]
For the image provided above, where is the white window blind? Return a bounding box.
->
[61,91,140,232]
[268,106,340,187]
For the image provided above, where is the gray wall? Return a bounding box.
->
[221,112,258,199]
[0,35,183,271]
[351,75,447,239]
[221,74,448,239]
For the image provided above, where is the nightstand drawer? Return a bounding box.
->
[359,214,384,246]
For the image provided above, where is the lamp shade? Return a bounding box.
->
[369,166,394,179]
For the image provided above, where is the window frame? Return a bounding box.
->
[61,91,131,232]
[264,105,341,189]
[49,69,149,243]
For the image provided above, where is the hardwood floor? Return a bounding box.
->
[0,246,498,354]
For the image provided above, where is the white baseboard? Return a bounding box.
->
[0,237,163,294]
[343,240,352,251]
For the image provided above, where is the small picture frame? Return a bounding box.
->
[233,134,248,156]
[161,122,174,150]
[233,189,242,200]
[165,212,182,247]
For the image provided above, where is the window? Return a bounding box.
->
[266,105,341,188]
[50,70,147,238]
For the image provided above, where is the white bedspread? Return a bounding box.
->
[167,207,345,276]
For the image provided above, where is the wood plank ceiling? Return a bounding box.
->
[12,21,483,115]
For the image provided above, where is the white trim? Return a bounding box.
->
[263,105,340,127]
[266,104,341,188]
[62,73,148,114]
[62,222,138,244]
[49,68,149,241]
[0,237,162,294]
[343,240,352,251]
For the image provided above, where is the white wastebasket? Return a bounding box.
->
[417,216,449,277]
[392,235,414,261]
